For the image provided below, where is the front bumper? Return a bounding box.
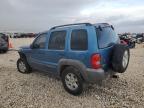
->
[0,43,8,50]
[84,68,114,83]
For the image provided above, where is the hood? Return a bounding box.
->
[20,45,30,49]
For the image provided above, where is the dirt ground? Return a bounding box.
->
[0,38,144,108]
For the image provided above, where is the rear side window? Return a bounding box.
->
[71,29,88,50]
[96,27,119,49]
[48,31,66,50]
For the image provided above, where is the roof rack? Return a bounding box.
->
[50,23,92,30]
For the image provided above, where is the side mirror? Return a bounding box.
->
[30,44,33,49]
[33,44,40,49]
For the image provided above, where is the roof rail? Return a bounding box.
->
[50,23,92,30]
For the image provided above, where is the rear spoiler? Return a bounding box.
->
[95,24,114,31]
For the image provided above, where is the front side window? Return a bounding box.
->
[71,29,88,50]
[48,31,66,50]
[33,33,47,49]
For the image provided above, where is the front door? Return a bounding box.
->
[29,33,48,70]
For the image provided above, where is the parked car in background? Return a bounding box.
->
[20,33,35,38]
[119,34,136,48]
[17,23,130,95]
[12,33,36,38]
[136,34,144,44]
[13,33,21,38]
[0,33,9,53]
[27,33,35,38]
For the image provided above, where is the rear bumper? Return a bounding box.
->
[84,68,114,83]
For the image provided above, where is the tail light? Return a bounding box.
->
[91,54,101,69]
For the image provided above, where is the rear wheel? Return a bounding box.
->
[17,58,32,73]
[61,66,83,96]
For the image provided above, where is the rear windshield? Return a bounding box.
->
[96,26,119,49]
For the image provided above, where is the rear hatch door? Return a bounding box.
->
[95,25,120,70]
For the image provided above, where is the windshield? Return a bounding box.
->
[96,26,119,49]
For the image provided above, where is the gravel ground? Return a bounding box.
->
[0,38,144,108]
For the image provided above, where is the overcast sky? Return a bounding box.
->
[0,0,144,33]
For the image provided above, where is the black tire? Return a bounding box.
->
[112,44,130,73]
[17,58,32,74]
[3,48,8,53]
[61,66,83,96]
[0,49,8,53]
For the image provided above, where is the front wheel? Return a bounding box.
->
[61,66,84,96]
[17,58,32,74]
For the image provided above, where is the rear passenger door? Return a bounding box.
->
[44,30,67,72]
[67,28,89,66]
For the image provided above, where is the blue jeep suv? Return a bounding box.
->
[17,23,130,95]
